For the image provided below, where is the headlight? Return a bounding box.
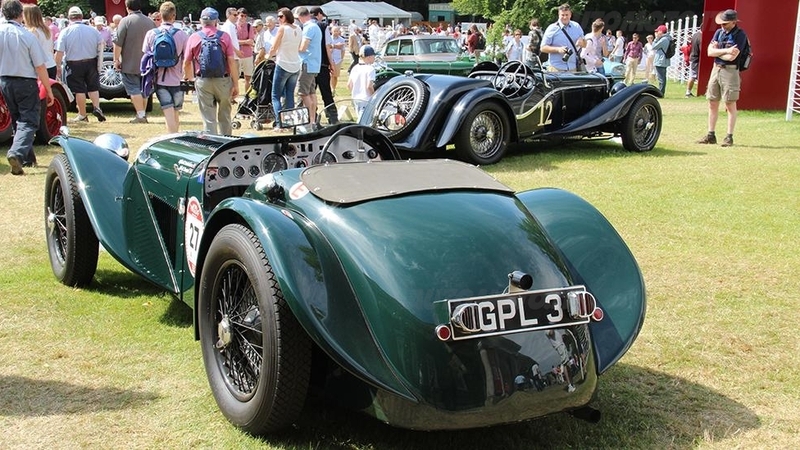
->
[93,133,130,160]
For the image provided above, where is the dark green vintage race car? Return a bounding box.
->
[44,123,645,434]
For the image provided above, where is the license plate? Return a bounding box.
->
[443,285,595,341]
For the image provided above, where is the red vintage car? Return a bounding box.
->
[0,79,69,145]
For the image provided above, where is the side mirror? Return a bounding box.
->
[278,107,310,129]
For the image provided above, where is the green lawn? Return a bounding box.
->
[1,80,799,449]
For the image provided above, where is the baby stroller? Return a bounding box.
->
[232,59,275,130]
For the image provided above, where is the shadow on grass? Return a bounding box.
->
[256,364,758,450]
[0,375,159,417]
[89,269,193,328]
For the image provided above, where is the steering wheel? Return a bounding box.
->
[317,124,401,165]
[492,61,535,99]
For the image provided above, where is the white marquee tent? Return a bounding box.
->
[320,1,413,27]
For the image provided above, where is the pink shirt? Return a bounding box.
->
[235,22,255,58]
[143,23,190,86]
[184,25,235,77]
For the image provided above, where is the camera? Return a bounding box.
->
[562,48,574,62]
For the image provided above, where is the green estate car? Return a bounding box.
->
[379,35,479,76]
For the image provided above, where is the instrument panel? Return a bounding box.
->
[205,135,380,193]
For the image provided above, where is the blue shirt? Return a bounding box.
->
[300,20,322,73]
[652,35,670,68]
[55,20,103,61]
[542,20,584,71]
[0,20,48,78]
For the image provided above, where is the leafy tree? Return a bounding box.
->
[38,0,92,17]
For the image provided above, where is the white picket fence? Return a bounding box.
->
[666,15,701,83]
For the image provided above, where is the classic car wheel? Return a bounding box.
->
[0,91,12,143]
[98,58,125,99]
[454,102,511,165]
[621,95,662,152]
[372,78,428,140]
[199,224,311,435]
[36,88,67,144]
[44,154,99,287]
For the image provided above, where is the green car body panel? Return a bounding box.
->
[51,133,645,430]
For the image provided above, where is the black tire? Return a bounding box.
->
[45,154,99,287]
[198,224,311,435]
[36,88,67,144]
[621,95,662,152]
[371,77,428,140]
[454,101,511,165]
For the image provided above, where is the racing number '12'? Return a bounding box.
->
[538,100,553,127]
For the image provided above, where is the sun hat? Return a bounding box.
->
[200,7,219,21]
[67,6,82,16]
[93,16,105,25]
[715,9,738,24]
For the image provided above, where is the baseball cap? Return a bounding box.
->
[360,45,375,57]
[715,9,739,24]
[200,7,219,20]
[93,16,105,25]
[655,25,667,33]
[68,6,82,16]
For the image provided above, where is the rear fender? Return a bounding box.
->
[434,89,518,148]
[517,188,646,374]
[198,197,417,401]
[554,84,662,135]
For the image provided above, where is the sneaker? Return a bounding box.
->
[70,115,88,123]
[7,156,24,175]
[697,134,716,144]
[567,384,576,393]
[92,108,106,122]
[721,135,734,147]
[684,92,694,98]
[129,116,148,124]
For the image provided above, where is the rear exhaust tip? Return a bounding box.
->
[569,406,601,423]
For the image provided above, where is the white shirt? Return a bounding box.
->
[348,63,375,101]
[219,19,240,59]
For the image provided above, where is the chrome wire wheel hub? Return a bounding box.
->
[470,111,502,158]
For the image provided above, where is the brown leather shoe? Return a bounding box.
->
[721,135,734,147]
[7,156,24,175]
[697,134,717,144]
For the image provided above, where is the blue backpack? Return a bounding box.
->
[198,31,227,78]
[153,27,180,68]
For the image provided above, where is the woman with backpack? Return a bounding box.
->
[267,7,302,131]
[652,25,671,95]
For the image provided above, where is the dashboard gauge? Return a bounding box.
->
[312,152,337,165]
[218,166,230,178]
[262,153,288,173]
[285,144,298,157]
[249,165,260,177]
[233,165,245,178]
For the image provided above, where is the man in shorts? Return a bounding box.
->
[54,6,105,123]
[685,30,702,97]
[113,0,155,123]
[235,8,255,92]
[697,10,748,147]
[296,6,321,128]
[142,1,187,133]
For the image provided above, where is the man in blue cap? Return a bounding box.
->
[182,7,237,135]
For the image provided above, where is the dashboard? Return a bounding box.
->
[204,135,383,193]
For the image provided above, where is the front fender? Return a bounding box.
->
[555,83,662,135]
[198,197,417,402]
[434,88,518,148]
[517,188,646,374]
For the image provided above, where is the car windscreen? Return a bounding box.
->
[416,39,461,54]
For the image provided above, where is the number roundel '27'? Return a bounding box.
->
[185,196,204,277]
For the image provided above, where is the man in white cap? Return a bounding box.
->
[697,9,749,147]
[54,5,105,123]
